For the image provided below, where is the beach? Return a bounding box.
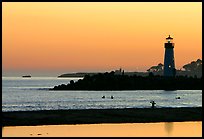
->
[2,122,202,137]
[2,107,202,126]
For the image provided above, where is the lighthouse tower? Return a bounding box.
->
[164,35,176,77]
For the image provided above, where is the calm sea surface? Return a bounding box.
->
[2,77,202,112]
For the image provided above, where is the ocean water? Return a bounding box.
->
[2,77,202,112]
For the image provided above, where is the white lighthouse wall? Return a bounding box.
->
[164,48,175,76]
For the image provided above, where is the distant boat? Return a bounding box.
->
[22,75,31,78]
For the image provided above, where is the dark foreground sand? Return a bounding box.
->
[2,107,202,126]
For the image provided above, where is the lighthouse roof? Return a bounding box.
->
[166,35,173,40]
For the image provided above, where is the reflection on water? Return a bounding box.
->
[3,76,202,112]
[2,122,201,137]
[164,122,174,136]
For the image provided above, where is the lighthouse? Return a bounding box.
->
[164,35,176,77]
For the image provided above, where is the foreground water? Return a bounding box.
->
[2,77,202,112]
[2,122,202,137]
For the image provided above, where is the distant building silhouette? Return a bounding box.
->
[115,68,124,75]
[164,35,176,77]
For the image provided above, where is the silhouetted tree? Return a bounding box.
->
[147,63,164,72]
[183,59,202,72]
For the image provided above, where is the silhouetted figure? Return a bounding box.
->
[111,96,114,99]
[176,97,180,99]
[102,96,105,99]
[150,101,156,108]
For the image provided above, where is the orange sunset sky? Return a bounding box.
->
[2,2,202,76]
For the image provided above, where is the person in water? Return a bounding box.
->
[150,101,156,108]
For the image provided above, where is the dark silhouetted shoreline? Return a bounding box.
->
[52,72,202,90]
[2,107,202,126]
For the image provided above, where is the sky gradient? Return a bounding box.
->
[2,2,202,76]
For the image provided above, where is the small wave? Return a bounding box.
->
[37,88,51,90]
[19,87,51,91]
